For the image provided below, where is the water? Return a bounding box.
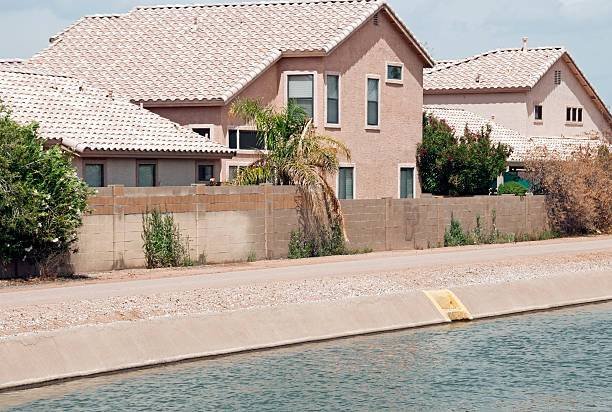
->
[2,302,611,411]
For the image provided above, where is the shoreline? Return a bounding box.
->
[1,269,611,393]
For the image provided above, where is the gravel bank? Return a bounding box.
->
[1,251,610,338]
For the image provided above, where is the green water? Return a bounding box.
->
[2,302,611,411]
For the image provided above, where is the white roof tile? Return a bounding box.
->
[424,105,609,162]
[424,47,565,91]
[26,0,432,104]
[0,69,234,155]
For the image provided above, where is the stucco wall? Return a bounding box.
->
[527,59,612,138]
[69,186,549,274]
[149,10,427,199]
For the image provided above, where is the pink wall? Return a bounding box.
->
[150,10,426,199]
[527,59,612,138]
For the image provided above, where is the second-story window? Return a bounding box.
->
[288,74,314,118]
[534,105,543,121]
[326,74,340,125]
[366,76,380,127]
[566,107,583,123]
[386,63,403,83]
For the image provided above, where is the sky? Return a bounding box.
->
[0,0,610,104]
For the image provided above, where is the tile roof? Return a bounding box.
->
[424,105,609,162]
[424,47,566,91]
[0,69,234,155]
[0,59,24,69]
[26,0,432,104]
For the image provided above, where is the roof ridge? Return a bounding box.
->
[429,46,565,74]
[134,0,379,11]
[0,67,73,79]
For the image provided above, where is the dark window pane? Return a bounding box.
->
[535,105,543,120]
[566,108,572,122]
[367,101,379,126]
[400,168,414,199]
[239,130,264,150]
[193,128,211,138]
[572,108,577,122]
[577,108,583,122]
[338,167,354,200]
[327,98,339,124]
[387,65,403,81]
[326,75,339,124]
[85,164,103,187]
[198,165,214,182]
[138,164,156,187]
[229,130,238,149]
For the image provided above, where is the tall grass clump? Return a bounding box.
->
[142,209,192,268]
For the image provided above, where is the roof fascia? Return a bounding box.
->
[424,87,530,95]
[80,150,235,159]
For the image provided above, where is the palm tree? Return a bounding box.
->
[230,98,351,250]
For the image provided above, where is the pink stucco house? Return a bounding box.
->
[424,42,612,141]
[25,0,434,199]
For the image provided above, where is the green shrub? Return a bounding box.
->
[498,182,528,196]
[142,209,192,268]
[444,217,469,247]
[247,250,257,262]
[0,107,92,277]
[288,224,356,259]
[418,114,512,196]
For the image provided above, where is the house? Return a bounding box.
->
[424,42,612,141]
[24,0,434,199]
[0,68,234,187]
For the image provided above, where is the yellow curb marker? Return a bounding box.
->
[423,289,473,321]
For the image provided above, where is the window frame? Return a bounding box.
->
[227,126,266,152]
[385,61,404,84]
[398,164,416,199]
[136,160,157,187]
[84,160,106,188]
[365,74,381,129]
[186,123,215,140]
[284,70,317,121]
[324,72,341,128]
[565,106,584,125]
[534,104,543,122]
[225,161,252,182]
[196,163,215,183]
[337,163,356,200]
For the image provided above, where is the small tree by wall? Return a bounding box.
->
[417,114,512,196]
[0,106,91,277]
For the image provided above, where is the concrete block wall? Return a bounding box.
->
[69,186,549,274]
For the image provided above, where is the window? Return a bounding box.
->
[386,63,403,83]
[198,165,214,182]
[399,167,414,199]
[228,165,246,181]
[287,74,314,118]
[228,129,264,150]
[137,163,156,187]
[84,164,104,187]
[326,74,340,125]
[338,167,354,200]
[554,70,562,85]
[566,107,583,123]
[534,105,543,121]
[366,77,380,127]
[192,128,211,139]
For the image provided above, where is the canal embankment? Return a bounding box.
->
[0,238,611,391]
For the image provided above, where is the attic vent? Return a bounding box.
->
[554,70,562,85]
[373,13,379,26]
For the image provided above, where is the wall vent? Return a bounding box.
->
[554,70,562,85]
[373,13,379,26]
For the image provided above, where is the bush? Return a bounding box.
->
[288,224,347,259]
[526,146,611,234]
[0,107,92,277]
[498,182,528,196]
[142,209,192,268]
[444,217,469,247]
[418,114,512,196]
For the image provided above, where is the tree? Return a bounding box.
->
[230,99,351,255]
[0,106,91,277]
[417,114,512,196]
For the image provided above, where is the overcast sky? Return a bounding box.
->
[0,0,610,104]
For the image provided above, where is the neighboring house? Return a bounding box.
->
[424,106,609,169]
[25,0,434,199]
[0,68,234,187]
[424,43,612,141]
